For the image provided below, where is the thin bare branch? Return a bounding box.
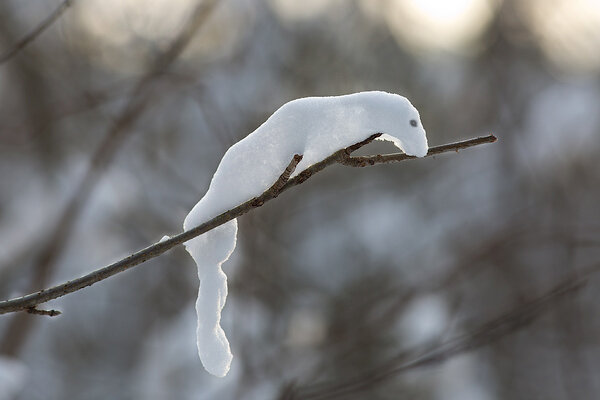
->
[26,308,61,317]
[339,134,498,167]
[0,134,496,315]
[343,133,383,154]
[262,154,303,200]
[295,267,591,400]
[0,0,73,65]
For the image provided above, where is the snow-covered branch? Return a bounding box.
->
[0,134,496,315]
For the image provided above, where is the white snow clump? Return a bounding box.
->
[183,91,428,376]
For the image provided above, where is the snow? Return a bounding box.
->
[183,91,429,376]
[159,235,170,243]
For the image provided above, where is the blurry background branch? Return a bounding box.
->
[0,0,73,64]
[0,135,496,315]
[291,265,593,400]
[0,0,221,357]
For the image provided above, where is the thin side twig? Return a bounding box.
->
[280,133,384,189]
[257,154,303,203]
[339,134,497,167]
[0,134,496,315]
[26,308,61,317]
[0,0,73,64]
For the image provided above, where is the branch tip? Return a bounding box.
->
[26,307,61,317]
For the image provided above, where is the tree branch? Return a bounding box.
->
[254,154,303,206]
[294,265,592,400]
[26,307,61,317]
[339,134,497,167]
[0,134,496,315]
[0,0,73,65]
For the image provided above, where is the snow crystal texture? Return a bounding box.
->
[184,91,428,377]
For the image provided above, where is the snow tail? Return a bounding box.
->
[183,217,238,377]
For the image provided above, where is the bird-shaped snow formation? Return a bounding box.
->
[183,91,429,377]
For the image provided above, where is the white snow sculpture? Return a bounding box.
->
[183,91,429,376]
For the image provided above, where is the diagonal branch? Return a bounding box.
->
[294,266,591,400]
[0,134,496,315]
[0,0,74,65]
[254,154,303,205]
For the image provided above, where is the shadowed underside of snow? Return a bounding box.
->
[183,91,429,377]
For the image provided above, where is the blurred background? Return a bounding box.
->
[1,0,599,398]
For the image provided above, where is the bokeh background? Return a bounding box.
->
[1,0,600,399]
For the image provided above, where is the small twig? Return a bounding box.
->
[343,133,383,155]
[280,133,385,188]
[261,154,303,201]
[26,307,61,317]
[0,0,73,64]
[339,134,497,167]
[0,134,496,315]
